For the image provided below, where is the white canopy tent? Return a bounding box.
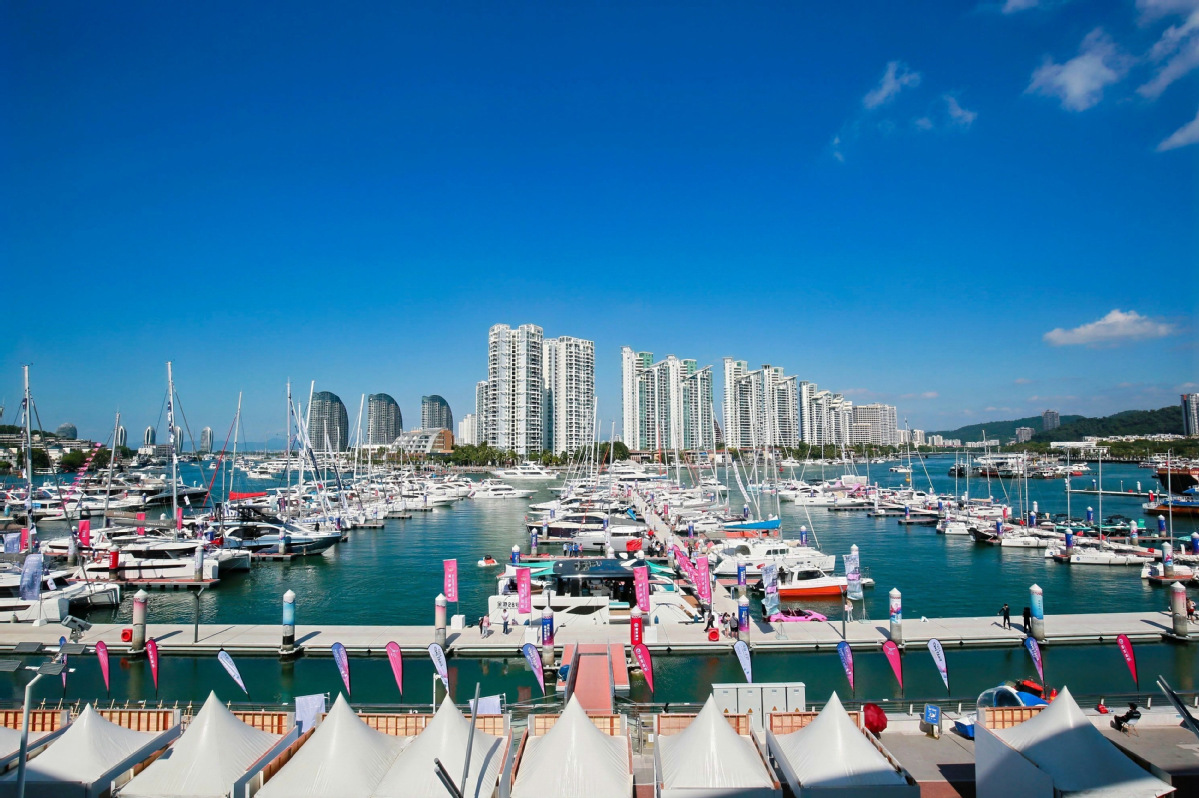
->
[120,692,282,798]
[768,693,917,797]
[0,727,48,759]
[0,705,170,798]
[374,696,505,798]
[257,694,408,798]
[512,696,632,798]
[976,687,1173,798]
[656,696,777,795]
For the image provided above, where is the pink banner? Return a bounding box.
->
[137,512,145,536]
[332,642,351,695]
[517,568,531,614]
[696,556,711,602]
[96,641,110,694]
[176,507,183,530]
[632,642,654,693]
[672,546,694,581]
[1117,634,1137,687]
[78,520,91,548]
[634,566,650,612]
[19,529,28,551]
[146,638,159,693]
[443,559,459,602]
[882,640,903,690]
[385,642,403,696]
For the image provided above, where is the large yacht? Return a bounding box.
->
[491,462,559,480]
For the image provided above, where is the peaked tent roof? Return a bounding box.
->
[512,696,632,798]
[374,696,505,798]
[121,692,281,798]
[0,704,160,786]
[773,693,906,789]
[658,696,773,789]
[257,694,408,798]
[0,726,47,759]
[994,687,1173,798]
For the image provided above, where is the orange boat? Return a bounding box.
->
[775,567,849,598]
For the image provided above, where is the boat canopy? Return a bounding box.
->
[512,696,631,798]
[120,692,281,798]
[228,491,268,501]
[0,705,161,792]
[985,687,1172,797]
[373,697,504,798]
[770,693,911,792]
[257,694,408,798]
[658,696,774,790]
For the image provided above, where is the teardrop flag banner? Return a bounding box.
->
[331,642,350,695]
[146,638,160,694]
[218,649,248,695]
[928,639,949,694]
[58,636,68,691]
[428,643,449,690]
[1117,634,1138,689]
[634,566,650,613]
[882,640,903,691]
[96,641,110,696]
[632,643,654,693]
[385,642,403,697]
[1023,637,1043,683]
[837,640,854,692]
[521,643,545,695]
[733,640,752,683]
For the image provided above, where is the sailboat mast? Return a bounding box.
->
[167,361,179,532]
[101,412,120,528]
[22,366,33,521]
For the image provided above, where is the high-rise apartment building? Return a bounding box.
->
[543,336,595,455]
[722,359,799,449]
[199,427,214,453]
[457,413,478,446]
[143,426,156,447]
[484,324,544,455]
[309,391,349,452]
[621,348,654,450]
[1015,427,1034,443]
[115,425,127,449]
[802,388,854,446]
[475,381,488,421]
[851,403,899,446]
[367,394,403,445]
[1042,409,1060,431]
[421,395,453,431]
[1182,394,1198,437]
[621,349,715,451]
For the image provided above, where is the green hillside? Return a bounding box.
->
[1032,406,1184,442]
[932,415,1084,443]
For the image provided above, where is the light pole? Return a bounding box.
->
[6,644,68,798]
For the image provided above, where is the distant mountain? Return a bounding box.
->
[932,415,1084,443]
[1032,407,1184,442]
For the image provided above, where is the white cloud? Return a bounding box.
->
[832,135,845,162]
[863,62,921,109]
[1177,381,1199,390]
[1027,29,1132,111]
[1137,0,1199,23]
[900,391,940,400]
[1139,10,1199,99]
[1014,377,1033,384]
[1158,106,1199,150]
[913,116,934,130]
[1003,0,1041,12]
[1043,309,1178,346]
[945,95,978,127]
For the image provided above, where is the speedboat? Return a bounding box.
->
[773,566,849,598]
[491,463,559,480]
[470,480,535,499]
[710,540,835,576]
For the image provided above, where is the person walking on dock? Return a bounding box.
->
[1022,606,1032,633]
[999,603,1011,630]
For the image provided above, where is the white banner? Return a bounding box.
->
[733,640,752,683]
[927,638,949,691]
[428,643,449,689]
[844,552,862,601]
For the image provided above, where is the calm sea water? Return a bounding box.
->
[10,458,1197,705]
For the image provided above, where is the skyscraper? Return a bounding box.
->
[457,413,478,445]
[421,395,454,431]
[543,336,595,455]
[367,394,403,445]
[621,349,715,451]
[115,425,127,449]
[475,380,488,422]
[55,423,77,439]
[199,427,214,453]
[1183,394,1199,437]
[143,426,156,447]
[485,324,544,455]
[851,403,899,446]
[309,391,349,452]
[1042,409,1060,431]
[621,347,653,450]
[722,359,799,449]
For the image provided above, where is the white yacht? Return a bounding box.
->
[491,462,559,480]
[470,480,536,499]
[709,539,836,576]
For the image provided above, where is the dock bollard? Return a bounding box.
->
[280,589,297,659]
[434,593,447,648]
[1029,584,1045,642]
[511,545,521,565]
[1163,543,1175,579]
[1171,582,1190,639]
[736,558,747,598]
[889,588,903,645]
[738,595,749,634]
[541,606,555,671]
[131,589,149,655]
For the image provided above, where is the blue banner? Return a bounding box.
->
[18,554,42,601]
[3,534,20,553]
[521,643,545,695]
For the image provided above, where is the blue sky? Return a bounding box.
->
[3,1,1196,444]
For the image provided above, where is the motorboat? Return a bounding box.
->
[1140,561,1196,583]
[219,508,342,556]
[0,564,121,622]
[773,567,848,598]
[491,463,559,480]
[709,540,835,576]
[471,480,535,499]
